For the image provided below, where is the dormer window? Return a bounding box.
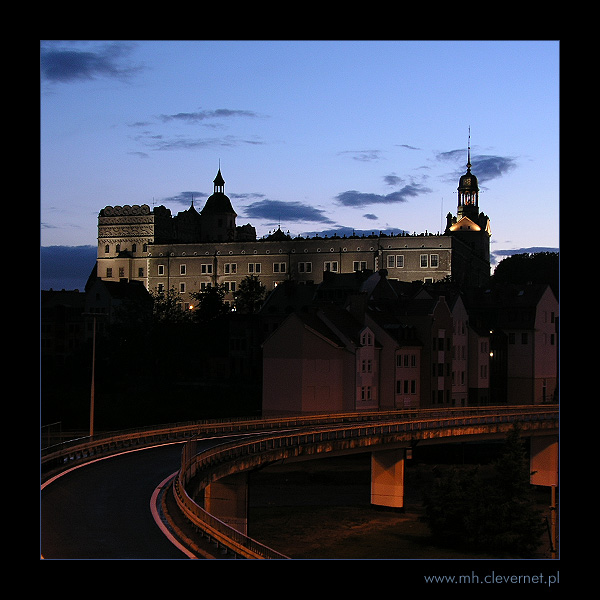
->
[361,331,373,346]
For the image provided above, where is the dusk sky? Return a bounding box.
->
[40,40,559,290]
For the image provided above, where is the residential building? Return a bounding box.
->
[464,283,559,405]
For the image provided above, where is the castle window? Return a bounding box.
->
[225,263,237,274]
[132,244,137,253]
[138,267,144,277]
[387,255,395,268]
[180,282,186,293]
[430,254,439,268]
[324,261,338,272]
[396,255,404,267]
[273,262,286,273]
[298,262,312,273]
[158,265,165,276]
[353,261,367,271]
[201,264,213,274]
[104,244,110,253]
[420,254,428,268]
[248,263,261,274]
[106,267,112,278]
[180,264,186,275]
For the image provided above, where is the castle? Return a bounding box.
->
[96,146,491,307]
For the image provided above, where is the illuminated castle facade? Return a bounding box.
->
[96,150,491,307]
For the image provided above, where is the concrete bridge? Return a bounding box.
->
[41,405,558,560]
[170,405,558,559]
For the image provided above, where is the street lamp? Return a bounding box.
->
[83,311,105,438]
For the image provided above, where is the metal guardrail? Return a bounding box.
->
[39,407,484,478]
[41,405,557,479]
[174,405,559,559]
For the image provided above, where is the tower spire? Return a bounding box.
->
[467,126,471,171]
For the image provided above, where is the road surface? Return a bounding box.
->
[41,443,190,559]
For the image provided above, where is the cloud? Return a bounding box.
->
[161,191,207,206]
[158,109,261,123]
[40,41,143,83]
[126,106,265,155]
[471,155,517,181]
[338,150,383,162]
[243,199,335,224]
[135,134,264,151]
[229,192,266,200]
[383,174,403,187]
[436,149,517,183]
[336,184,432,207]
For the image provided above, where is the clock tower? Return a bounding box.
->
[457,132,479,221]
[444,131,492,284]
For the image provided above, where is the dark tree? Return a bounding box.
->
[424,425,545,556]
[190,284,230,323]
[492,252,558,297]
[233,275,267,313]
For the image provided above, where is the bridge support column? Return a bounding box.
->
[530,435,558,487]
[204,472,249,535]
[371,449,405,509]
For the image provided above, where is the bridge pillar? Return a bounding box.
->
[530,435,558,487]
[371,449,405,509]
[204,472,249,535]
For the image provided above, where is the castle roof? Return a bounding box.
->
[201,168,237,216]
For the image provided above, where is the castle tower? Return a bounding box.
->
[200,168,237,242]
[457,132,479,221]
[444,131,491,284]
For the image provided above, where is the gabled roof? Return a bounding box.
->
[448,215,482,232]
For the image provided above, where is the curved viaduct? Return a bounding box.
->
[41,405,558,560]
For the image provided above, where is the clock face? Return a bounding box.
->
[463,177,471,186]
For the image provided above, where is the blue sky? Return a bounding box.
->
[40,40,559,290]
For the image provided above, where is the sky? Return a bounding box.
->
[40,40,560,290]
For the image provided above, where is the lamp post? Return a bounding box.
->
[83,311,104,438]
[90,313,96,438]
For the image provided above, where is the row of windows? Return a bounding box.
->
[102,246,445,273]
[155,281,240,294]
[396,354,417,368]
[106,267,144,279]
[104,243,148,254]
[155,261,374,276]
[386,254,440,268]
[154,262,350,276]
[105,255,443,278]
[396,379,417,394]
